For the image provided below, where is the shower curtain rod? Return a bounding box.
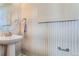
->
[38,19,79,24]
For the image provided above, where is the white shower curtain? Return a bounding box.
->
[48,20,79,56]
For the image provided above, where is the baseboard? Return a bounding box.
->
[21,48,48,56]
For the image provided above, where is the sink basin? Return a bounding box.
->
[0,34,23,56]
[0,34,22,44]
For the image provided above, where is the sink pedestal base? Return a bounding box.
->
[0,46,3,56]
[7,44,15,56]
[0,44,16,56]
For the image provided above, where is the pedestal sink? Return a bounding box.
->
[0,34,23,56]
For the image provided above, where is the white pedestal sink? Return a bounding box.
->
[0,34,23,56]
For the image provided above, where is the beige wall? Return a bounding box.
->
[61,4,79,20]
[32,3,79,22]
[20,4,33,52]
[3,4,33,52]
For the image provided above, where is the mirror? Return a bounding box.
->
[0,4,12,32]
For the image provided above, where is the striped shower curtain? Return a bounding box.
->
[47,20,79,56]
